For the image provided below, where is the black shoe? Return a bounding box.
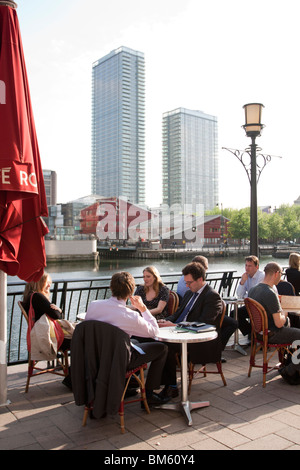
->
[158,385,179,399]
[141,392,171,409]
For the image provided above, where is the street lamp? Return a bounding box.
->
[242,103,264,257]
[222,103,278,258]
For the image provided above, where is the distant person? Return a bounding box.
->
[286,252,300,296]
[235,255,265,339]
[135,266,170,320]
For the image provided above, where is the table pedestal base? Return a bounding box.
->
[231,342,247,356]
[157,400,210,426]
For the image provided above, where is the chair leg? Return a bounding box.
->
[63,350,69,376]
[119,401,125,433]
[25,358,34,393]
[248,338,256,378]
[216,362,227,386]
[139,367,150,414]
[82,407,89,426]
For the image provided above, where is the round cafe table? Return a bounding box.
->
[155,326,218,426]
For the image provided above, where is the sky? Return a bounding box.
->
[15,0,300,210]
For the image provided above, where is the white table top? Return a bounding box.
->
[155,326,218,344]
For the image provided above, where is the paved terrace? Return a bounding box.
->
[1,345,300,451]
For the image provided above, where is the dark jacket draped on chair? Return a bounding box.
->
[71,321,131,418]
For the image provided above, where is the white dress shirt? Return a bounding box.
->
[236,270,265,298]
[85,296,160,338]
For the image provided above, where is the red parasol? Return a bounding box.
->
[0,1,49,405]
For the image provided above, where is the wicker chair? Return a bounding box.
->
[188,300,227,393]
[82,363,150,433]
[18,301,69,393]
[167,290,179,316]
[244,297,293,387]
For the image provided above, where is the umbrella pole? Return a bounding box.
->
[0,270,9,406]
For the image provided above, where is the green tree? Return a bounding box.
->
[267,212,285,242]
[227,208,250,241]
[258,211,270,241]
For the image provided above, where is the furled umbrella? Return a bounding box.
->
[0,1,49,405]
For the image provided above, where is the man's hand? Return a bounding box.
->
[157,319,175,328]
[240,272,248,285]
[129,295,147,312]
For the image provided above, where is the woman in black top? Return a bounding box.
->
[22,272,70,351]
[135,266,170,320]
[286,253,300,296]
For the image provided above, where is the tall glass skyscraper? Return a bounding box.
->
[162,108,218,212]
[91,47,145,204]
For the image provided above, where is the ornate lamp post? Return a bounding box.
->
[242,103,264,257]
[223,103,270,257]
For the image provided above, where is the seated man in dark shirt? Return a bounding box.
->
[248,262,300,385]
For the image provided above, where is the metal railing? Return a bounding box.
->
[6,270,239,365]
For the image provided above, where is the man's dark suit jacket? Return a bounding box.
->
[164,284,223,369]
[166,283,223,328]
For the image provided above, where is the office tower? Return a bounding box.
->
[91,46,145,204]
[162,108,218,212]
[42,169,57,206]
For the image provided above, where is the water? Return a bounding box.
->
[44,254,290,280]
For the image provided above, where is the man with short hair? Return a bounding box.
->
[236,255,265,299]
[85,271,169,406]
[236,255,265,338]
[177,255,237,352]
[176,255,209,300]
[249,262,300,385]
[158,262,223,397]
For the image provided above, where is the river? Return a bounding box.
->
[43,254,290,281]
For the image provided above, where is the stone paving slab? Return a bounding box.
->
[1,348,300,451]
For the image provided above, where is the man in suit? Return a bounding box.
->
[157,262,223,398]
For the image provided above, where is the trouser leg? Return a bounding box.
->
[160,342,181,386]
[237,306,251,336]
[127,342,168,391]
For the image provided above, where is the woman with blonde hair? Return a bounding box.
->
[286,252,300,296]
[22,272,70,351]
[135,266,170,319]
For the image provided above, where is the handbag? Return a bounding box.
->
[27,293,65,361]
[30,314,61,360]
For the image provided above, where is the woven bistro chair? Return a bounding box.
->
[188,300,227,392]
[82,363,150,433]
[167,291,179,316]
[244,297,293,387]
